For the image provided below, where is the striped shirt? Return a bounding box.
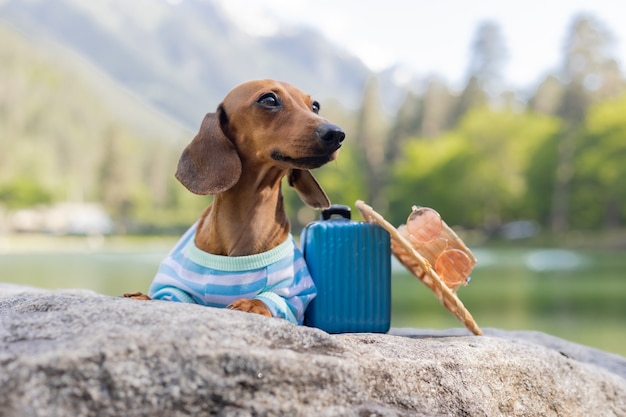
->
[148,222,316,325]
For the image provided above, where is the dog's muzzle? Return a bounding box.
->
[270,123,345,168]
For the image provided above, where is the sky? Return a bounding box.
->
[215,0,626,90]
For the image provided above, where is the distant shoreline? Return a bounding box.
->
[0,233,177,254]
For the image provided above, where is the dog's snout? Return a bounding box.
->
[316,123,345,149]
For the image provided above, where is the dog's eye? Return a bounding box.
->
[257,93,281,108]
[312,101,320,114]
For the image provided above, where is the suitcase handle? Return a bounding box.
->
[321,204,351,220]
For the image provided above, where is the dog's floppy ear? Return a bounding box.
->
[175,107,242,195]
[288,169,331,209]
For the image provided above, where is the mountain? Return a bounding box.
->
[0,22,201,228]
[0,0,388,129]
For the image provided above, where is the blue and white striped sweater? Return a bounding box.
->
[148,222,316,325]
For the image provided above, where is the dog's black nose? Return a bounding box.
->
[316,123,345,149]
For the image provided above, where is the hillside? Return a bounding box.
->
[0,0,382,129]
[0,23,205,230]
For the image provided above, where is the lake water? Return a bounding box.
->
[1,235,624,357]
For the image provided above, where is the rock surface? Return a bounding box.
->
[1,285,625,417]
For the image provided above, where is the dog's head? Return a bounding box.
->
[175,79,345,209]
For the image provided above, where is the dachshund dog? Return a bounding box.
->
[125,80,344,324]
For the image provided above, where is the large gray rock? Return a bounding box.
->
[1,285,625,417]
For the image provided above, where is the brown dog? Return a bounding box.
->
[126,80,344,323]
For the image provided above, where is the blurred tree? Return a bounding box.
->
[458,108,560,232]
[551,14,623,233]
[465,21,508,98]
[389,108,560,230]
[386,77,455,165]
[141,139,177,208]
[448,21,509,127]
[388,131,474,227]
[448,76,487,128]
[0,177,53,209]
[528,75,564,115]
[524,133,560,227]
[98,126,138,230]
[386,91,422,165]
[0,25,202,233]
[6,16,626,237]
[571,94,626,228]
[353,76,389,211]
[559,15,623,103]
[420,77,456,137]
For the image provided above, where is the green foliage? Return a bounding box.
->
[524,133,560,225]
[388,108,560,228]
[3,14,626,236]
[0,25,192,232]
[315,144,368,209]
[0,177,53,209]
[570,94,626,229]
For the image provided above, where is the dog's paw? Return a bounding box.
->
[122,291,152,300]
[227,299,272,317]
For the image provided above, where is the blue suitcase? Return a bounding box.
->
[300,204,391,333]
